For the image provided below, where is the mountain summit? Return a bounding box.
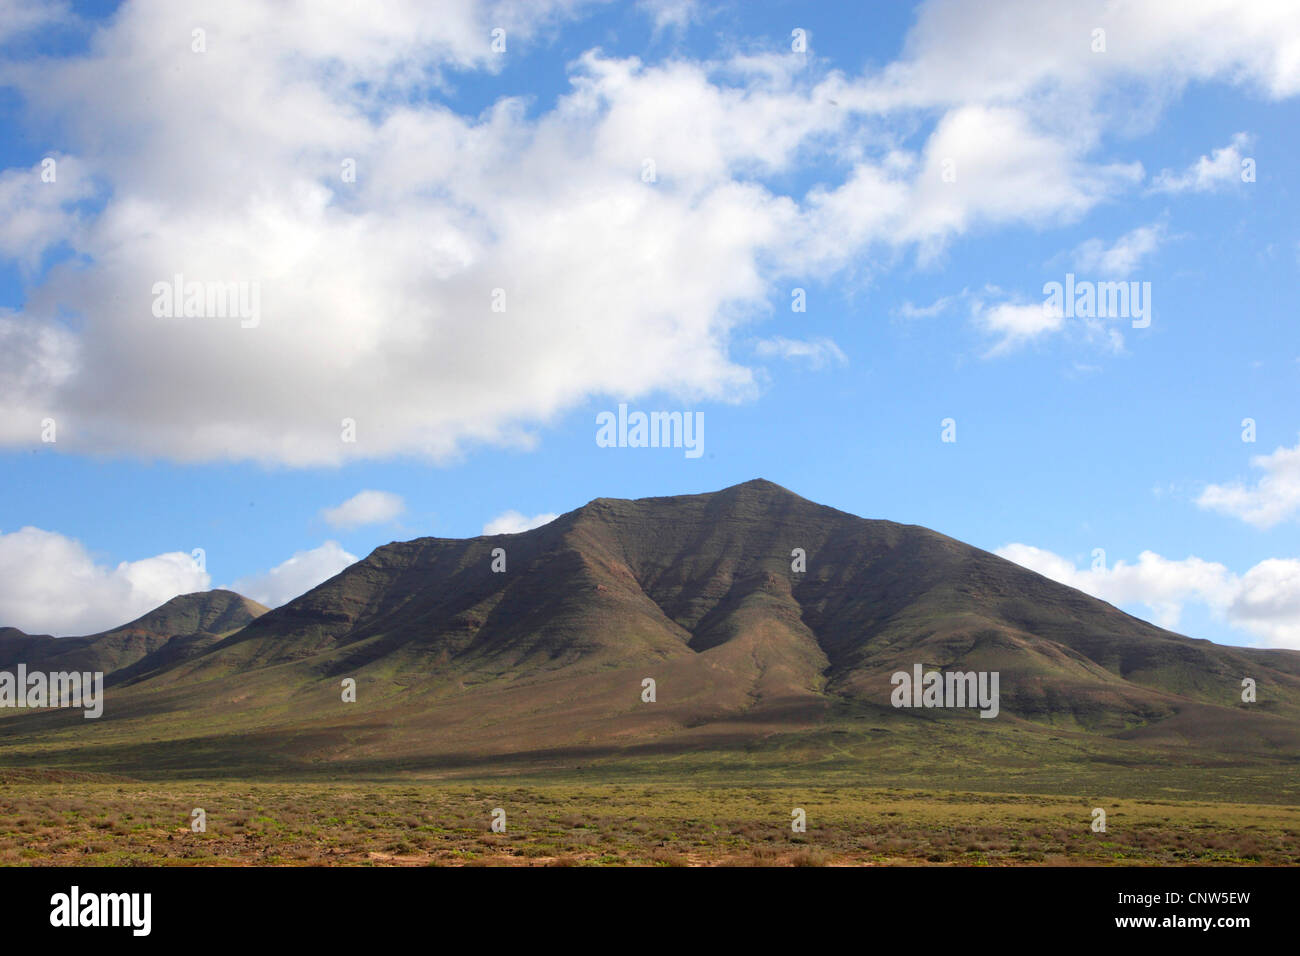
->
[2,482,1297,779]
[0,589,268,679]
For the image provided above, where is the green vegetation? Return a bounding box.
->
[1,778,1295,866]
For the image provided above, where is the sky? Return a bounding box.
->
[0,0,1298,649]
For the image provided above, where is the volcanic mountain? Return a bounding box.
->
[2,480,1298,785]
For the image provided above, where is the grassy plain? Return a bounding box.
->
[1,771,1297,866]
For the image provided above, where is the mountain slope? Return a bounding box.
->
[1,481,1297,781]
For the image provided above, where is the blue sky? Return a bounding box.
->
[1,0,1298,647]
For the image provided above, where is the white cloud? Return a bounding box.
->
[1,1,1298,464]
[0,308,78,433]
[0,0,70,44]
[230,541,358,609]
[896,295,958,319]
[849,3,1300,110]
[321,490,405,529]
[0,157,96,270]
[1150,133,1254,194]
[1228,559,1300,647]
[754,336,847,369]
[1073,223,1165,276]
[0,527,209,636]
[0,526,361,631]
[637,0,697,32]
[975,299,1065,357]
[483,510,559,535]
[903,105,1143,249]
[900,285,1122,359]
[1197,438,1300,529]
[996,543,1300,648]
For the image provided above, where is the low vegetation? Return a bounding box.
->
[1,779,1296,866]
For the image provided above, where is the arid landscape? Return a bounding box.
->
[2,775,1297,867]
[3,3,1297,943]
[2,481,1297,865]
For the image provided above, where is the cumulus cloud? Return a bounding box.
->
[0,157,96,270]
[905,105,1143,249]
[850,3,1300,110]
[230,541,358,608]
[1150,133,1254,194]
[754,336,847,369]
[1,1,1297,464]
[1228,559,1300,647]
[1197,438,1300,529]
[483,510,559,535]
[0,527,209,636]
[996,543,1300,648]
[321,490,405,529]
[0,527,363,631]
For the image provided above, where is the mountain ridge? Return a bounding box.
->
[0,589,269,680]
[1,480,1297,781]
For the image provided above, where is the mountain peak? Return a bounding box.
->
[724,477,792,493]
[583,478,801,511]
[0,588,270,682]
[103,588,268,639]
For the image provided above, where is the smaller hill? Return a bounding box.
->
[0,589,268,679]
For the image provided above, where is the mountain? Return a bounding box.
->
[0,589,268,680]
[2,481,1298,787]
